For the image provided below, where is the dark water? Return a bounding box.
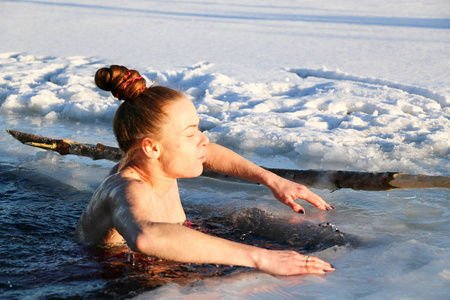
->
[0,163,352,299]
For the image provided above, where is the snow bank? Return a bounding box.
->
[1,53,448,175]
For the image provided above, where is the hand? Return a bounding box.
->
[269,176,334,213]
[256,249,335,276]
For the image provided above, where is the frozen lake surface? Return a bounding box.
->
[0,0,449,299]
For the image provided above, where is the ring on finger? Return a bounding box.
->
[304,255,310,267]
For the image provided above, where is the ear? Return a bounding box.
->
[141,138,160,160]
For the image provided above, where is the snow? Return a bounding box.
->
[1,53,448,174]
[0,0,449,299]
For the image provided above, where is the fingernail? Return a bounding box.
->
[330,205,335,210]
[298,209,305,214]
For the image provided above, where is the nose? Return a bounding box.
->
[201,131,209,146]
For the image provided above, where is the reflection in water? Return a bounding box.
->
[227,208,350,251]
[87,244,240,298]
[0,164,356,299]
[185,207,355,253]
[85,207,356,298]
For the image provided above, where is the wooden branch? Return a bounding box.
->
[6,129,449,191]
[6,129,122,162]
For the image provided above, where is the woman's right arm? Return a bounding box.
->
[133,222,334,275]
[111,183,334,275]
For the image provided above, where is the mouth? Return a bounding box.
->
[199,151,207,161]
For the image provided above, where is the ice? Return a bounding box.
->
[2,53,447,175]
[0,0,449,299]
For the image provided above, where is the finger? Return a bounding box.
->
[285,253,335,275]
[293,262,334,274]
[303,190,334,211]
[306,256,335,271]
[304,266,334,274]
[302,265,335,274]
[287,200,305,214]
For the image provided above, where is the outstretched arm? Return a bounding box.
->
[111,187,334,275]
[133,223,334,275]
[203,142,334,213]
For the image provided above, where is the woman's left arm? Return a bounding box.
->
[203,143,334,213]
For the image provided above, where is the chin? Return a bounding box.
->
[180,165,204,179]
[192,166,204,178]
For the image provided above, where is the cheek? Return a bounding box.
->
[164,142,191,165]
[161,138,199,165]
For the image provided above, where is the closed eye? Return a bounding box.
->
[187,126,202,138]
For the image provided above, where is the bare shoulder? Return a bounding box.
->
[99,173,152,205]
[78,173,150,224]
[75,173,152,244]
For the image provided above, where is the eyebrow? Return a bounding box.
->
[183,119,201,131]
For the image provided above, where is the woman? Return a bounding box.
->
[75,65,335,276]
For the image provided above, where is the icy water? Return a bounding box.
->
[1,0,449,297]
[1,155,449,299]
[0,33,449,299]
[0,52,449,298]
[0,161,350,299]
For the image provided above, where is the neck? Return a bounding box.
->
[122,159,176,195]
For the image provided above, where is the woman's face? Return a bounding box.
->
[157,96,209,178]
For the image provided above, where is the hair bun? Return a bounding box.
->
[95,65,146,101]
